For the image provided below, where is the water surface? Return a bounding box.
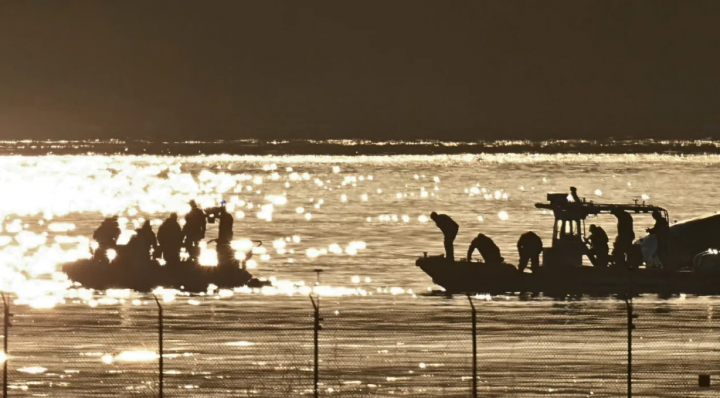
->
[1,148,720,396]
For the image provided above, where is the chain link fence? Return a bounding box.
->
[1,294,720,397]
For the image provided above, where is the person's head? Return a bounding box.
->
[570,186,577,193]
[652,210,662,221]
[589,224,597,233]
[430,212,438,221]
[142,220,151,229]
[169,213,178,221]
[189,200,197,209]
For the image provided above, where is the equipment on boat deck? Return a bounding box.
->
[535,192,667,269]
[415,190,720,294]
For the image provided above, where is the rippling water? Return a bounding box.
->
[2,145,720,396]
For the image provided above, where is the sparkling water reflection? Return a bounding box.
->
[1,153,720,396]
[2,153,720,306]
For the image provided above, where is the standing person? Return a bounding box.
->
[133,220,158,260]
[647,210,670,267]
[430,212,459,260]
[217,205,234,243]
[158,213,183,264]
[467,233,504,264]
[517,231,543,272]
[183,200,207,260]
[586,224,610,267]
[611,209,635,266]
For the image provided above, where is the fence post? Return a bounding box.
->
[310,268,323,398]
[310,295,321,398]
[2,293,10,398]
[153,295,164,398]
[467,295,477,398]
[624,294,636,398]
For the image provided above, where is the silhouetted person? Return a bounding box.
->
[570,186,582,203]
[647,210,670,267]
[158,213,183,264]
[586,224,610,267]
[467,233,504,264]
[611,209,635,266]
[217,205,234,243]
[183,200,206,260]
[430,212,459,260]
[129,220,157,261]
[93,216,121,261]
[517,231,543,272]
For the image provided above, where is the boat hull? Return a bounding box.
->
[416,257,720,295]
[62,258,266,292]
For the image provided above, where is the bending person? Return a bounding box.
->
[430,212,459,260]
[517,231,543,272]
[92,216,121,261]
[586,224,610,267]
[467,233,504,265]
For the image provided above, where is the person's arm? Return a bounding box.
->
[467,244,475,261]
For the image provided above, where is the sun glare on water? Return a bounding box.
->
[0,152,702,308]
[0,156,438,307]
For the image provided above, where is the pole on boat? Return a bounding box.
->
[153,294,164,398]
[310,269,323,398]
[467,295,477,398]
[2,293,10,398]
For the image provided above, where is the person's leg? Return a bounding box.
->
[519,255,529,272]
[612,241,625,267]
[530,253,539,272]
[190,239,200,260]
[598,248,609,267]
[444,236,454,260]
